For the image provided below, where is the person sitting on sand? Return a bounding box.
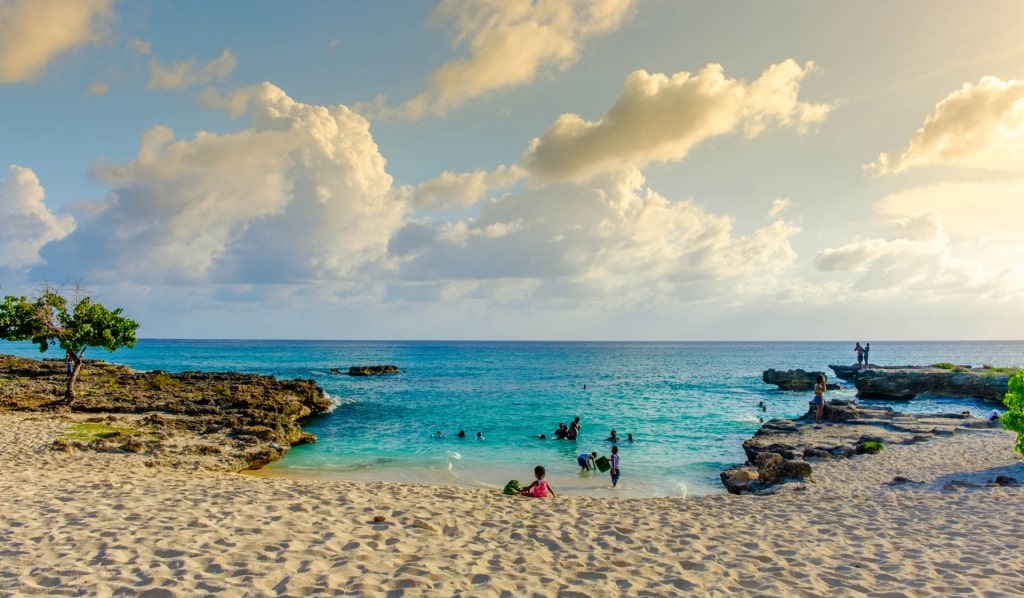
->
[520,465,555,498]
[986,410,1001,422]
[577,451,597,472]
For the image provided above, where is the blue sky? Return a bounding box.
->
[3,0,1024,340]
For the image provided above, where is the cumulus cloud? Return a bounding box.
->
[868,76,1024,175]
[812,211,1024,301]
[34,83,402,284]
[148,49,237,90]
[405,165,525,209]
[129,39,152,55]
[524,60,832,181]
[0,165,75,268]
[769,198,791,217]
[365,0,637,119]
[0,0,114,83]
[385,167,801,307]
[86,80,107,95]
[875,179,1024,243]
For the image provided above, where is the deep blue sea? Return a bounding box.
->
[4,340,1021,497]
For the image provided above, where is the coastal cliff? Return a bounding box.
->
[829,364,1014,402]
[0,354,334,472]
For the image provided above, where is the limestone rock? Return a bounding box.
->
[828,364,1012,403]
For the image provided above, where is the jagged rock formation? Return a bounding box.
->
[0,354,333,471]
[762,368,840,391]
[829,364,1013,403]
[720,399,1000,494]
[348,365,400,376]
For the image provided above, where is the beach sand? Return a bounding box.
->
[2,413,1023,597]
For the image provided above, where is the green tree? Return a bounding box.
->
[0,285,139,405]
[1004,370,1024,457]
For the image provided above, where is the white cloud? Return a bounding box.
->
[769,198,791,217]
[524,60,832,181]
[812,211,1024,302]
[868,76,1024,175]
[0,165,75,268]
[385,167,801,307]
[34,83,401,284]
[405,165,525,208]
[0,0,114,83]
[875,178,1024,243]
[366,0,637,119]
[148,49,237,90]
[129,39,152,55]
[86,80,107,95]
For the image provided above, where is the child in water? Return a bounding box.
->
[520,465,555,498]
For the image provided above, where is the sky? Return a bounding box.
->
[2,0,1024,341]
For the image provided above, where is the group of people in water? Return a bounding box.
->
[516,417,630,497]
[435,430,484,440]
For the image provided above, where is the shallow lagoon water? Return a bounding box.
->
[5,339,1020,497]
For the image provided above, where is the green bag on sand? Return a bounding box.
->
[595,456,611,473]
[503,479,522,495]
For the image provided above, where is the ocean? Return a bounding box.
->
[3,340,1021,497]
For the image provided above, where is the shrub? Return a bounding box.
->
[146,372,181,390]
[213,384,232,398]
[1003,371,1024,457]
[932,362,956,370]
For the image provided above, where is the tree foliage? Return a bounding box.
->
[0,285,139,403]
[1003,370,1024,457]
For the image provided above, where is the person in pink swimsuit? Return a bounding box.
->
[520,465,556,498]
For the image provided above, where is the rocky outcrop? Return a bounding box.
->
[348,365,400,376]
[720,399,1001,494]
[829,365,1013,403]
[762,368,840,391]
[0,354,333,472]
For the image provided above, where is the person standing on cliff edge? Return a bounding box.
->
[854,342,864,368]
[864,343,871,367]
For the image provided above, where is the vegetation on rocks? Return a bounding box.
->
[1003,371,1024,457]
[0,286,139,405]
[0,353,333,471]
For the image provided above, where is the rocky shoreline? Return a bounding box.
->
[721,399,1008,494]
[0,354,333,472]
[829,364,1013,402]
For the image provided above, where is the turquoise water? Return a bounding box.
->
[4,340,1021,497]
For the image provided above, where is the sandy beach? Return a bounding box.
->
[1,413,1023,597]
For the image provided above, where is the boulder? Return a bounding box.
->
[762,369,839,391]
[755,452,784,484]
[348,365,400,376]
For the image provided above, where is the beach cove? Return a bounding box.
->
[3,340,1021,498]
[2,411,1023,596]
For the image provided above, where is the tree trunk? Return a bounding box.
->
[65,358,82,406]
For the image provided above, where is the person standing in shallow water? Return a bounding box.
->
[813,374,826,425]
[609,446,620,487]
